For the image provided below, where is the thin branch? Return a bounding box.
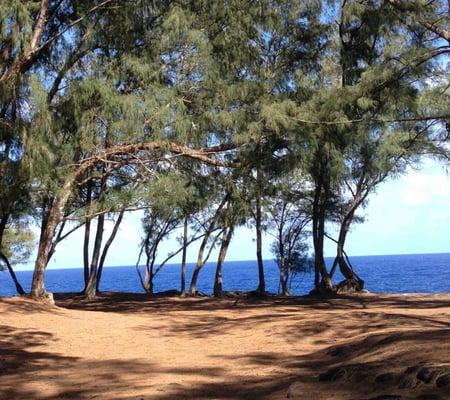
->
[153,232,207,276]
[37,0,115,55]
[293,113,450,126]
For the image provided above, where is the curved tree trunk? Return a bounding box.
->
[28,141,236,301]
[31,176,75,299]
[332,204,365,292]
[96,209,124,292]
[214,225,234,298]
[189,195,228,295]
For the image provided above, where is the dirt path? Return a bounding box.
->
[0,293,449,399]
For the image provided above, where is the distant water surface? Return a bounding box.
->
[1,253,449,297]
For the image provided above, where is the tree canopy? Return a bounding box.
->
[0,0,448,299]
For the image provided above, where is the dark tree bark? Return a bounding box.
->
[84,213,105,299]
[142,225,165,294]
[329,188,368,292]
[311,166,332,293]
[276,205,289,296]
[96,209,124,292]
[180,212,188,297]
[335,217,364,291]
[0,214,8,243]
[142,235,155,294]
[83,182,93,287]
[213,225,234,298]
[279,248,288,296]
[0,251,25,295]
[0,214,25,295]
[255,167,266,294]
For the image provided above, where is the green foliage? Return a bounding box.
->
[0,223,35,268]
[0,0,448,294]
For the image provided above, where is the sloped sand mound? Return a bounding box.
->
[0,293,449,399]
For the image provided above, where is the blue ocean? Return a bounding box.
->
[1,253,449,297]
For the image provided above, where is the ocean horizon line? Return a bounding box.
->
[10,251,450,272]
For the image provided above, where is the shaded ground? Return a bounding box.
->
[0,292,449,399]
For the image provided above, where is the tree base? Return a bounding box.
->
[308,278,365,297]
[335,278,364,294]
[30,291,55,305]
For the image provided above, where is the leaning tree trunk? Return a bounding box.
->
[330,202,365,293]
[31,176,75,299]
[28,141,234,301]
[180,213,188,297]
[213,225,234,298]
[189,195,228,295]
[0,215,25,295]
[84,214,105,299]
[255,167,266,294]
[0,250,25,295]
[96,210,124,292]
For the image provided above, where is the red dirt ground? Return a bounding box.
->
[0,292,449,399]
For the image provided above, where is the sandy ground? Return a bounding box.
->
[0,292,449,400]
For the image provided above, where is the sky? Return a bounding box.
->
[15,157,450,271]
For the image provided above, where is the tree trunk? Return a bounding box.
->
[311,174,332,293]
[0,213,8,244]
[143,242,155,294]
[189,195,228,295]
[214,225,234,298]
[333,211,364,292]
[0,251,25,295]
[96,210,124,292]
[143,260,155,294]
[312,182,321,289]
[280,262,289,296]
[180,212,188,297]
[84,214,105,299]
[31,177,75,299]
[278,223,288,296]
[83,182,93,287]
[255,167,265,294]
[0,215,25,295]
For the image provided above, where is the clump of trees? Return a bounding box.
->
[0,0,448,300]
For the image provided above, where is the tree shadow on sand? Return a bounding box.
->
[1,294,449,399]
[140,328,450,400]
[54,292,450,314]
[0,323,208,400]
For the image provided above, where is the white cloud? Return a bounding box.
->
[400,172,450,207]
